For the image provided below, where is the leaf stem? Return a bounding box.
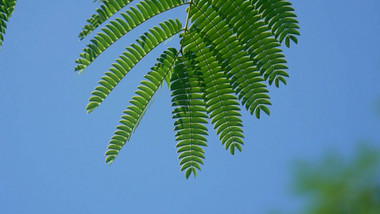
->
[184,0,193,31]
[179,0,193,53]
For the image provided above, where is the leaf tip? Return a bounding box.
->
[185,168,197,179]
[86,102,98,113]
[105,155,115,165]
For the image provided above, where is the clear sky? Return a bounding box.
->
[0,0,379,213]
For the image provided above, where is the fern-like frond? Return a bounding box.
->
[190,0,271,118]
[75,0,186,73]
[79,0,133,40]
[183,28,244,154]
[171,53,208,178]
[251,0,300,47]
[209,0,289,87]
[86,19,182,113]
[0,0,16,47]
[79,0,300,177]
[105,47,178,164]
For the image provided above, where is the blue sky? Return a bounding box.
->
[0,0,379,213]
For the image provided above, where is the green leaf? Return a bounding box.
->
[210,0,290,86]
[105,48,178,164]
[251,0,300,46]
[171,55,208,177]
[75,0,186,73]
[78,0,300,178]
[182,27,245,152]
[189,2,272,117]
[0,0,16,47]
[87,19,182,113]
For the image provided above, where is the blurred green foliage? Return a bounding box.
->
[293,144,380,214]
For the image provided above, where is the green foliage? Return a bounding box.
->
[293,144,380,214]
[251,0,300,47]
[0,0,16,47]
[171,53,208,178]
[77,0,300,178]
[106,47,179,164]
